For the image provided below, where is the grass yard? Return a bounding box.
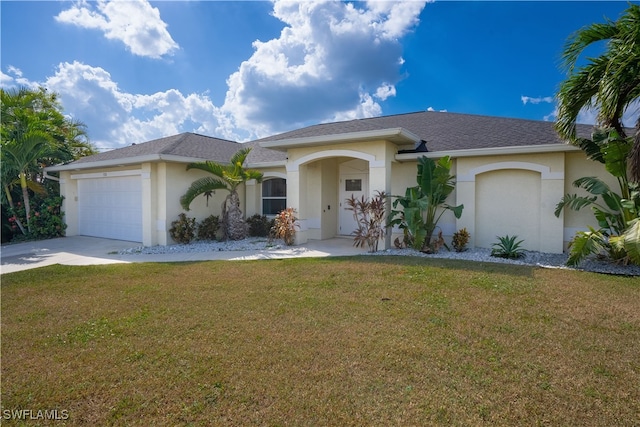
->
[1,257,639,426]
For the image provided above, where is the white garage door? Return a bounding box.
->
[77,175,143,242]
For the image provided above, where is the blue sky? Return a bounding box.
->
[1,1,634,151]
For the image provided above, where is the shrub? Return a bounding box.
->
[345,191,386,252]
[271,207,298,246]
[491,235,525,259]
[247,214,273,237]
[452,228,470,252]
[197,215,220,241]
[9,195,67,241]
[169,213,196,244]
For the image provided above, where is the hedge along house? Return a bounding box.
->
[47,111,608,252]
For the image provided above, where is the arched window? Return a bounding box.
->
[262,178,286,216]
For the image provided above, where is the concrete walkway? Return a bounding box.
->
[1,236,367,274]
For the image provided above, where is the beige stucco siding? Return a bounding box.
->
[455,153,565,253]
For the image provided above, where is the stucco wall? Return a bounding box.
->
[455,152,565,253]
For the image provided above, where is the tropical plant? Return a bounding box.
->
[180,147,263,241]
[271,207,298,246]
[345,191,386,252]
[2,133,51,233]
[554,3,640,181]
[491,235,526,259]
[555,129,640,265]
[452,228,470,252]
[9,195,67,241]
[169,213,196,244]
[197,215,220,241]
[388,156,463,252]
[1,86,95,240]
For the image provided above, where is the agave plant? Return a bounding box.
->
[491,235,525,259]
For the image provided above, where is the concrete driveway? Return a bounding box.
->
[1,236,366,274]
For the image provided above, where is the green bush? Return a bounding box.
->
[169,213,196,244]
[8,195,67,241]
[197,215,220,241]
[247,214,273,237]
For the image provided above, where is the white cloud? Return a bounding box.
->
[1,66,40,89]
[374,83,396,101]
[55,0,179,59]
[219,0,427,139]
[39,61,223,149]
[3,1,429,147]
[521,95,554,105]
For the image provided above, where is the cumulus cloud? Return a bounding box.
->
[40,61,223,150]
[55,0,178,59]
[521,95,554,105]
[220,0,428,139]
[3,1,429,148]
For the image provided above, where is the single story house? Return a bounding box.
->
[46,110,609,253]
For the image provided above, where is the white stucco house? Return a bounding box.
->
[45,111,612,253]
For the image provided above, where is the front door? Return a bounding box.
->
[339,173,368,235]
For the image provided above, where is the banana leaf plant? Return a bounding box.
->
[388,156,463,252]
[555,129,640,265]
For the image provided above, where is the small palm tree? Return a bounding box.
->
[2,130,51,234]
[180,147,263,240]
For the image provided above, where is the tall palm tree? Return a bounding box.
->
[180,147,263,240]
[555,3,640,180]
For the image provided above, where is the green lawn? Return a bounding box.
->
[2,257,639,426]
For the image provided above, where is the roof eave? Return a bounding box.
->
[259,127,421,150]
[247,160,287,168]
[44,153,211,172]
[394,143,582,162]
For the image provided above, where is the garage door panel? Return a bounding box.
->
[77,175,142,242]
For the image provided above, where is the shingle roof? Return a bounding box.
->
[60,111,597,170]
[256,110,595,152]
[72,133,243,164]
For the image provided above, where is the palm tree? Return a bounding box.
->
[555,3,640,180]
[2,131,51,233]
[180,147,263,240]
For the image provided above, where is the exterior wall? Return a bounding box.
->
[163,162,233,245]
[455,153,565,253]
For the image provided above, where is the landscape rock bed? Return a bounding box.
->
[119,239,640,276]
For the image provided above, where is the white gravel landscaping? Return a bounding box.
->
[118,237,640,276]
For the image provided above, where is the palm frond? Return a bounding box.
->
[612,218,640,264]
[180,177,229,210]
[567,227,607,266]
